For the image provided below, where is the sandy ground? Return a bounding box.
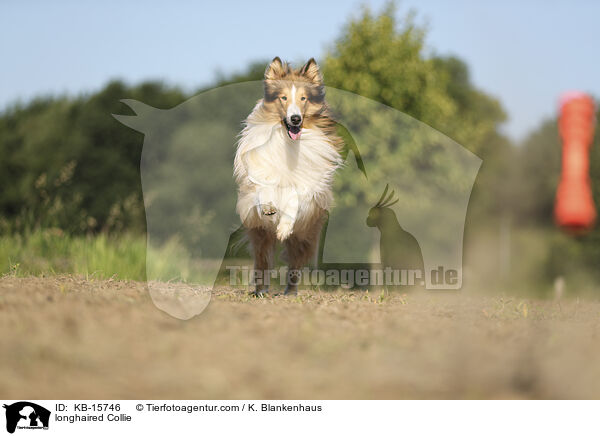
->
[1,276,600,399]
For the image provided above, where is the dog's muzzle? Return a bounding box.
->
[285,116,302,140]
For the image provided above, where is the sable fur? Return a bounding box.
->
[234,57,343,294]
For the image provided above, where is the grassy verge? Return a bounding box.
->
[0,229,222,283]
[0,229,148,280]
[1,227,599,297]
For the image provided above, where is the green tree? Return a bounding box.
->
[322,4,506,154]
[0,81,186,233]
[320,3,511,231]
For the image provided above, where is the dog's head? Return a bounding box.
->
[262,57,325,140]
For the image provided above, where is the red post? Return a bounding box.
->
[555,92,596,233]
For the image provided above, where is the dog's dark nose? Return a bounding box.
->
[290,115,302,126]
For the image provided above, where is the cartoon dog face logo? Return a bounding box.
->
[3,402,50,434]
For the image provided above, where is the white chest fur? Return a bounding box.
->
[236,122,340,202]
[234,120,341,237]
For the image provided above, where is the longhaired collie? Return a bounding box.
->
[234,57,343,295]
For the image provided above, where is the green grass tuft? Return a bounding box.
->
[0,229,147,280]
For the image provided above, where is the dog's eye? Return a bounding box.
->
[301,97,306,101]
[281,96,287,101]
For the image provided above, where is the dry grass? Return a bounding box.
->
[1,276,600,399]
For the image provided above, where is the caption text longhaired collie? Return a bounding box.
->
[234,57,343,295]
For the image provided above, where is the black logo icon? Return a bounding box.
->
[3,402,50,434]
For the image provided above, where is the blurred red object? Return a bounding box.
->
[555,92,596,233]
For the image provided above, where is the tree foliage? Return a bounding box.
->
[322,4,506,154]
[321,4,511,229]
[0,81,186,233]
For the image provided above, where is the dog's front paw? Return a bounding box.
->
[276,219,294,241]
[260,203,277,216]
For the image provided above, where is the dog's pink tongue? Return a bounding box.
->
[289,130,301,140]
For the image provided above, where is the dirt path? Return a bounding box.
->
[1,276,599,399]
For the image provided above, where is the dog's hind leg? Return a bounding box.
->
[247,227,276,296]
[283,218,323,295]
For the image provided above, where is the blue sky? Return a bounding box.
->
[2,0,600,141]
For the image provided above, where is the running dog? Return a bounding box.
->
[234,57,343,295]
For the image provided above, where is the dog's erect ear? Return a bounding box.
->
[300,58,322,84]
[265,57,286,80]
